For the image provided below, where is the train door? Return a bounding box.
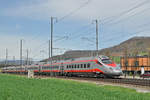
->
[60,63,64,75]
[39,66,41,74]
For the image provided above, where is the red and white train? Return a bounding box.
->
[1,55,123,78]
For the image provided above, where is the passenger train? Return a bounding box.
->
[1,55,123,78]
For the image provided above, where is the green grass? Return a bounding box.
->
[110,56,121,64]
[0,74,150,100]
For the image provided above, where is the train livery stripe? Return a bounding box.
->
[6,70,26,72]
[4,68,104,73]
[64,68,104,73]
[39,69,104,73]
[34,70,39,72]
[106,62,116,67]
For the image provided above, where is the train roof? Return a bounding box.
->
[45,55,109,64]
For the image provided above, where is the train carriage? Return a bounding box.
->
[1,55,123,78]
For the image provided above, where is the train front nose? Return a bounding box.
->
[112,64,123,75]
[112,69,123,75]
[107,66,123,76]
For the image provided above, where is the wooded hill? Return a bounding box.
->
[44,36,150,61]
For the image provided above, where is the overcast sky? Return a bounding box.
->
[0,0,150,61]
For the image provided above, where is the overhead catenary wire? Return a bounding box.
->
[67,0,150,43]
[28,35,68,59]
[64,0,150,47]
[102,0,150,25]
[102,20,150,43]
[56,0,91,23]
[25,0,150,61]
[32,47,49,60]
[25,0,92,59]
[32,38,69,60]
[25,0,92,53]
[101,28,150,46]
[32,46,71,60]
[67,24,95,39]
[31,40,49,58]
[98,1,150,48]
[81,37,95,43]
[49,23,94,48]
[20,0,91,61]
[100,30,147,49]
[54,36,69,43]
[106,5,150,26]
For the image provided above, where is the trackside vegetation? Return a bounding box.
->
[0,74,150,100]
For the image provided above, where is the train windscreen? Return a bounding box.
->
[102,59,112,64]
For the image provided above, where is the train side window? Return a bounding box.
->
[87,63,90,68]
[84,64,86,68]
[78,64,79,68]
[75,65,76,68]
[81,64,83,68]
[72,65,73,68]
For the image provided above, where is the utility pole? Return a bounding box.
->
[20,39,23,67]
[26,49,29,66]
[93,19,99,55]
[13,56,15,61]
[49,40,50,59]
[50,17,57,63]
[13,56,15,65]
[96,20,98,53]
[50,17,53,58]
[5,48,8,66]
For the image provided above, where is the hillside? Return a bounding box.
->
[44,36,150,61]
[99,36,150,56]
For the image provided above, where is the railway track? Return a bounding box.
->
[35,75,150,87]
[97,78,150,87]
[3,73,150,87]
